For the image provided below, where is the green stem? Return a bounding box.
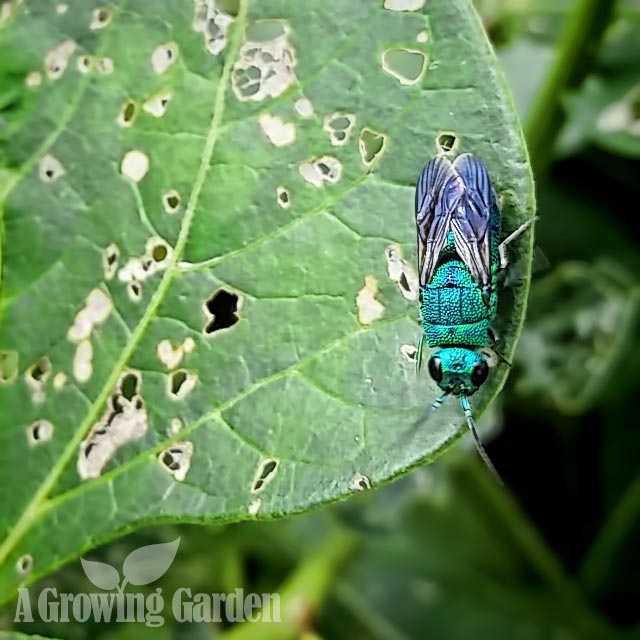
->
[220,530,359,640]
[523,0,618,175]
[460,459,612,636]
[579,471,640,597]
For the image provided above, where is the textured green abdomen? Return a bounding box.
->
[421,258,492,347]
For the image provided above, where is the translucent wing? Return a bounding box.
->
[449,154,496,287]
[414,155,463,286]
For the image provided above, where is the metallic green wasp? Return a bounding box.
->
[414,153,533,478]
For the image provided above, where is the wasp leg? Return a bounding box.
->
[498,217,539,270]
[416,334,425,375]
[487,328,512,367]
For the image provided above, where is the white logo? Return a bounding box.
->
[80,538,180,592]
[15,537,280,627]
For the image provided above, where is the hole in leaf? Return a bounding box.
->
[0,350,19,384]
[76,56,93,74]
[27,419,54,445]
[168,369,198,399]
[118,100,137,126]
[151,43,178,74]
[400,344,418,362]
[96,57,114,75]
[129,282,142,300]
[90,6,112,29]
[102,243,119,279]
[251,458,279,492]
[436,132,458,154]
[352,474,372,491]
[276,186,290,208]
[29,357,51,383]
[158,441,194,481]
[143,89,172,117]
[120,373,139,401]
[170,371,187,394]
[16,554,33,576]
[381,48,427,85]
[163,190,181,213]
[39,154,65,182]
[217,0,240,16]
[152,244,168,262]
[204,289,240,333]
[359,128,387,166]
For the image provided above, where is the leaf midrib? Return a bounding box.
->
[0,0,249,567]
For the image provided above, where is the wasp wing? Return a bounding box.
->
[449,153,496,287]
[414,155,464,286]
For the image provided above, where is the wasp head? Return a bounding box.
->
[427,347,488,396]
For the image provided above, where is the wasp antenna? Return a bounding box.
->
[459,396,503,485]
[411,391,449,431]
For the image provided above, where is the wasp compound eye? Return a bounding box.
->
[428,356,443,383]
[471,360,489,387]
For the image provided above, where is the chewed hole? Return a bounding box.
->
[276,186,290,208]
[359,128,387,166]
[103,243,119,280]
[90,6,112,29]
[168,369,198,399]
[352,474,372,491]
[39,154,65,182]
[0,350,19,384]
[152,244,168,262]
[436,132,458,154]
[158,441,193,481]
[27,419,54,445]
[299,156,342,187]
[400,344,418,362]
[45,40,76,79]
[246,20,286,42]
[323,112,356,146]
[76,55,93,74]
[163,190,181,214]
[204,289,241,334]
[96,57,114,75]
[171,370,186,394]
[120,372,139,401]
[28,356,51,383]
[143,90,172,117]
[129,282,142,301]
[117,100,137,127]
[251,458,279,492]
[151,42,178,74]
[381,48,427,85]
[16,554,33,576]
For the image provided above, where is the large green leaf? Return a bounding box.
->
[0,0,534,602]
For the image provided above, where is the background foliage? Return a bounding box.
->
[2,0,640,638]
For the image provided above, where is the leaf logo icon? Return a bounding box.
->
[80,558,120,590]
[122,537,181,586]
[80,537,180,590]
